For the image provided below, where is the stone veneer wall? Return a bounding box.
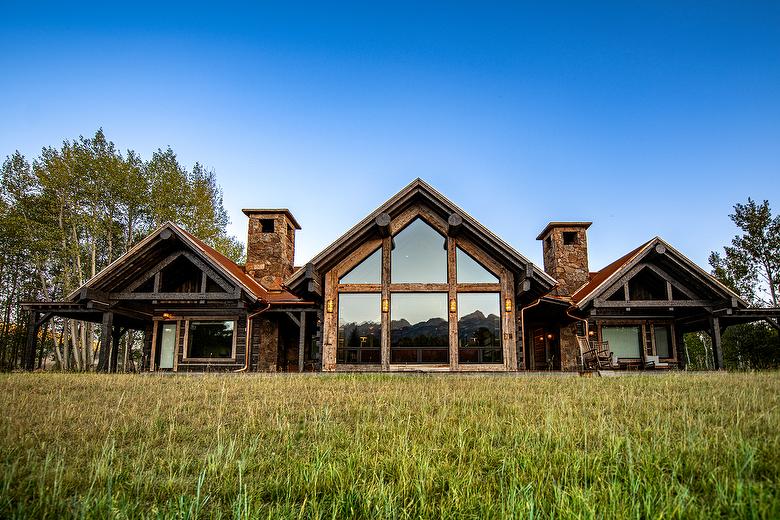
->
[245,213,296,288]
[558,322,580,371]
[253,316,279,372]
[541,226,590,297]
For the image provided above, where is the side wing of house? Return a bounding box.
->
[572,237,748,369]
[22,222,312,372]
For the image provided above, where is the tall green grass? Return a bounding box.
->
[1,372,778,518]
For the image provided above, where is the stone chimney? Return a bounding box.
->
[536,222,591,296]
[242,209,301,288]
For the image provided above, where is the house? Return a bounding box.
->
[21,179,779,372]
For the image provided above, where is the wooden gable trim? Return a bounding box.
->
[597,261,702,304]
[579,238,748,310]
[121,250,235,295]
[286,179,555,295]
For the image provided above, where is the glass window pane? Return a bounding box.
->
[602,326,641,359]
[458,293,502,363]
[391,219,447,283]
[654,325,672,358]
[339,248,381,284]
[157,323,176,369]
[456,248,499,283]
[337,294,381,364]
[390,293,448,363]
[188,321,234,358]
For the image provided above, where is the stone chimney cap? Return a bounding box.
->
[242,209,301,229]
[536,221,592,240]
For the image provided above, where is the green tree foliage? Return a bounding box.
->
[0,129,244,370]
[708,198,780,369]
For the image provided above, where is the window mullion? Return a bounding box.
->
[447,236,458,370]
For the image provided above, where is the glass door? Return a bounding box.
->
[156,322,177,369]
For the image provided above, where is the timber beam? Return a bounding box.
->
[303,262,322,297]
[375,213,392,238]
[447,213,463,237]
[594,299,714,308]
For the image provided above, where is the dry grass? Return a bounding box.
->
[1,372,778,519]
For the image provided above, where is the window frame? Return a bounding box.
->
[596,319,677,362]
[182,317,239,362]
[336,292,382,365]
[456,292,503,364]
[328,211,513,371]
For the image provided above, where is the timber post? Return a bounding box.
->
[23,311,39,371]
[98,312,114,372]
[298,311,306,372]
[709,315,724,370]
[109,326,122,373]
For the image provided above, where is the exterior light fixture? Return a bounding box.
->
[547,333,555,340]
[449,298,457,313]
[504,298,513,312]
[162,312,174,320]
[588,330,595,337]
[382,298,389,313]
[326,300,334,313]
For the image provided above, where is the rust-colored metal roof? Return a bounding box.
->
[175,225,307,304]
[570,239,654,304]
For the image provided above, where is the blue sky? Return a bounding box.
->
[1,1,778,271]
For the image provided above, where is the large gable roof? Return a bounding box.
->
[286,178,556,296]
[68,222,305,304]
[572,236,748,309]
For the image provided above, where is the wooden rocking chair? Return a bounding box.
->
[577,336,618,370]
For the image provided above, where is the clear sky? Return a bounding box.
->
[1,1,778,272]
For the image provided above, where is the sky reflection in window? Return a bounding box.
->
[391,219,446,283]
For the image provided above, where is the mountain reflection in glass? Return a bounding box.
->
[339,248,381,284]
[337,294,381,364]
[457,293,502,363]
[456,247,499,283]
[391,219,447,283]
[390,293,449,363]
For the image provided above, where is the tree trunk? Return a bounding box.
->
[53,319,65,370]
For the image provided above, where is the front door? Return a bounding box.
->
[156,322,177,370]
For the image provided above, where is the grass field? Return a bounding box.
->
[1,373,778,519]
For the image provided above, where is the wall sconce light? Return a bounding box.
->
[162,312,174,320]
[449,298,457,313]
[504,298,513,312]
[588,330,595,337]
[382,298,389,313]
[326,300,334,313]
[546,333,555,340]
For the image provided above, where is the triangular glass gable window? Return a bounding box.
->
[456,247,498,283]
[339,248,381,284]
[391,219,447,283]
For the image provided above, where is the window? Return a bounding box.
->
[259,219,274,233]
[602,326,642,359]
[391,219,447,283]
[390,293,448,363]
[331,214,510,369]
[339,248,381,284]
[456,248,498,283]
[563,231,578,245]
[654,325,672,358]
[337,294,381,364]
[186,320,235,359]
[458,293,502,363]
